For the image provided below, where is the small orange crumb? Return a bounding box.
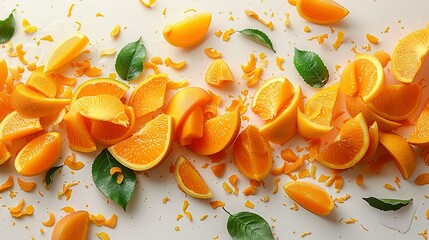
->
[58,182,78,201]
[244,200,254,209]
[104,214,117,228]
[214,30,223,38]
[184,211,192,221]
[303,26,311,32]
[96,232,110,240]
[333,30,345,50]
[222,28,235,41]
[64,152,84,171]
[229,16,235,21]
[366,33,379,44]
[162,196,169,204]
[67,3,75,17]
[301,232,311,238]
[276,56,285,71]
[335,193,351,204]
[200,214,208,221]
[228,174,239,196]
[100,48,116,57]
[325,174,338,187]
[374,50,391,68]
[334,176,344,192]
[139,0,156,7]
[0,175,14,193]
[90,213,106,227]
[284,13,290,27]
[110,24,121,37]
[151,56,163,65]
[335,64,341,71]
[330,26,335,33]
[61,206,75,213]
[355,174,364,186]
[42,212,55,227]
[383,26,390,33]
[418,229,428,240]
[174,226,180,231]
[176,214,183,221]
[222,182,233,193]
[6,42,17,57]
[395,176,401,188]
[210,200,225,209]
[290,203,299,211]
[40,35,54,42]
[96,12,104,17]
[308,34,328,44]
[201,163,209,169]
[345,218,358,224]
[204,48,222,59]
[164,57,186,69]
[211,163,226,178]
[383,183,396,190]
[16,43,28,65]
[242,185,256,196]
[17,178,36,192]
[287,173,298,181]
[259,52,267,59]
[298,169,311,179]
[27,62,37,71]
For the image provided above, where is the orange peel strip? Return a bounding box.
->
[164,57,186,69]
[228,174,239,196]
[61,206,75,213]
[0,175,14,193]
[210,200,225,209]
[204,48,222,59]
[242,185,256,196]
[8,199,25,214]
[96,232,110,240]
[17,177,36,192]
[241,53,256,73]
[104,214,117,228]
[415,173,429,186]
[64,152,84,170]
[90,213,106,227]
[42,212,55,227]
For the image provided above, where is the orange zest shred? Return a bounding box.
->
[64,152,85,171]
[58,182,78,201]
[261,195,270,202]
[310,164,317,179]
[244,9,273,30]
[110,167,124,184]
[151,56,163,65]
[301,232,312,238]
[271,163,285,176]
[366,33,379,44]
[242,185,256,196]
[214,30,223,38]
[355,174,364,186]
[222,181,233,193]
[96,232,110,240]
[164,57,186,69]
[8,199,34,218]
[395,176,401,188]
[104,214,118,228]
[17,177,36,192]
[334,176,344,192]
[61,206,75,213]
[276,56,285,71]
[241,53,257,73]
[242,67,263,87]
[226,96,247,115]
[298,169,311,179]
[40,35,54,42]
[182,200,193,222]
[73,59,102,77]
[228,174,239,196]
[16,43,28,65]
[335,193,351,204]
[244,200,255,209]
[290,202,298,211]
[211,162,226,178]
[67,3,75,17]
[200,214,208,221]
[139,0,156,7]
[90,213,106,227]
[6,42,17,57]
[426,209,429,220]
[383,183,396,190]
[204,48,223,59]
[345,218,358,224]
[176,214,183,221]
[210,200,225,209]
[284,13,290,26]
[143,62,161,74]
[8,199,25,214]
[0,175,14,193]
[162,196,169,204]
[287,173,298,181]
[272,177,281,194]
[308,34,328,44]
[167,79,189,90]
[100,48,116,57]
[333,30,345,50]
[222,28,235,41]
[42,212,56,227]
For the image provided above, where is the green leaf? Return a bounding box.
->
[92,149,136,211]
[293,48,329,88]
[45,165,63,186]
[115,37,146,81]
[0,10,16,44]
[238,29,276,53]
[363,197,413,211]
[224,209,274,240]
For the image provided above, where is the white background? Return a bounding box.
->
[1,0,429,239]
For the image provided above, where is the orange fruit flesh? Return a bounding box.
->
[0,93,14,121]
[0,111,43,142]
[354,55,385,102]
[174,155,213,199]
[304,83,339,126]
[0,140,11,165]
[72,78,130,103]
[339,61,358,96]
[51,211,89,240]
[283,181,334,216]
[178,106,204,146]
[361,122,379,162]
[408,104,429,146]
[26,66,57,98]
[296,0,349,25]
[233,125,273,180]
[205,59,234,87]
[14,132,62,176]
[63,110,96,153]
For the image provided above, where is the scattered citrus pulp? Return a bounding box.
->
[251,76,294,120]
[0,111,43,141]
[108,114,173,171]
[259,85,303,145]
[391,27,429,83]
[63,110,96,153]
[316,113,369,169]
[205,59,234,87]
[71,78,130,103]
[163,12,212,47]
[233,125,273,180]
[361,122,379,162]
[177,106,204,146]
[0,140,11,165]
[51,211,89,240]
[128,73,168,118]
[0,92,14,121]
[188,110,240,155]
[11,83,71,118]
[408,103,429,146]
[379,132,416,179]
[367,84,421,121]
[295,0,349,25]
[283,181,334,216]
[14,132,62,176]
[44,33,89,73]
[174,155,213,199]
[26,66,57,98]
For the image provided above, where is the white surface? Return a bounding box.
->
[1,0,429,239]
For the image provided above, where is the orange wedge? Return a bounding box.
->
[15,132,62,176]
[174,155,213,199]
[128,74,168,118]
[391,27,429,83]
[408,103,429,146]
[108,114,173,171]
[316,113,369,169]
[63,110,96,153]
[251,76,294,120]
[205,59,234,87]
[0,140,11,165]
[51,211,89,240]
[177,106,204,146]
[296,0,349,25]
[361,122,379,162]
[0,111,43,141]
[379,132,416,179]
[71,78,129,103]
[339,61,358,96]
[0,92,14,121]
[297,109,332,138]
[44,33,89,73]
[354,54,385,102]
[26,66,57,98]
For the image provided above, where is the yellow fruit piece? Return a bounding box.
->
[110,24,120,38]
[178,106,204,146]
[26,66,57,98]
[0,58,8,87]
[379,132,416,180]
[163,12,212,47]
[63,110,96,153]
[0,92,14,121]
[339,61,358,96]
[0,140,11,165]
[297,109,332,138]
[44,33,89,73]
[205,59,234,87]
[108,114,173,171]
[296,0,349,25]
[174,155,213,199]
[128,74,168,118]
[408,103,429,146]
[51,211,89,240]
[391,27,429,83]
[283,181,334,216]
[251,76,294,120]
[0,111,43,141]
[354,54,385,102]
[15,132,62,176]
[71,78,129,103]
[11,83,70,118]
[304,83,339,126]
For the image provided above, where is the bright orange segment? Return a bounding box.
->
[304,83,339,126]
[0,93,14,122]
[178,106,204,145]
[0,140,11,165]
[205,59,234,87]
[361,122,379,162]
[63,110,96,153]
[51,211,89,240]
[233,125,273,180]
[0,111,43,141]
[408,103,429,146]
[26,66,57,98]
[108,114,173,171]
[174,155,213,199]
[339,61,358,96]
[296,0,349,25]
[354,54,385,102]
[71,78,129,103]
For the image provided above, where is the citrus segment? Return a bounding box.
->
[296,0,349,25]
[128,74,168,118]
[0,93,14,121]
[379,132,416,180]
[71,78,129,103]
[63,110,96,153]
[51,211,89,240]
[0,140,11,165]
[339,61,358,96]
[233,125,273,180]
[316,113,369,169]
[297,109,332,138]
[188,110,240,155]
[408,104,429,146]
[178,106,204,146]
[251,76,294,120]
[14,132,62,176]
[354,54,385,102]
[108,114,173,171]
[44,33,89,73]
[0,111,43,141]
[361,122,379,162]
[26,66,57,98]
[163,12,212,47]
[304,83,339,126]
[174,155,213,199]
[205,59,234,87]
[283,181,334,216]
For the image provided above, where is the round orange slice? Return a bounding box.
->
[0,111,43,141]
[296,0,349,25]
[71,78,130,103]
[174,155,213,199]
[51,211,89,240]
[205,59,234,87]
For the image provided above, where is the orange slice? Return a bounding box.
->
[339,61,358,96]
[128,74,168,118]
[0,111,43,141]
[51,211,89,240]
[233,125,273,180]
[379,132,416,180]
[0,92,14,121]
[354,54,385,102]
[296,0,349,25]
[251,76,294,120]
[188,110,240,155]
[174,155,213,199]
[367,84,421,121]
[316,113,369,169]
[177,106,204,146]
[163,12,212,48]
[71,78,130,103]
[259,85,303,145]
[297,109,332,138]
[44,33,89,73]
[26,66,57,98]
[108,114,173,171]
[11,83,71,118]
[408,103,429,146]
[391,27,429,83]
[205,59,234,87]
[0,140,11,165]
[283,181,334,216]
[15,132,62,176]
[63,110,96,153]
[361,122,379,162]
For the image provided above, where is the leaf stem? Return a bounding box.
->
[222,207,232,216]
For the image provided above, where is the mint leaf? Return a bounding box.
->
[293,48,329,88]
[45,165,63,186]
[224,208,274,240]
[115,37,146,81]
[0,10,16,44]
[92,149,136,211]
[363,197,413,211]
[238,29,275,53]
